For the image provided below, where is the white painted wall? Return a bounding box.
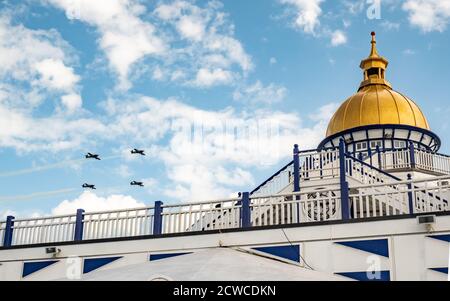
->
[1,215,449,281]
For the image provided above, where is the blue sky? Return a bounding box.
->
[1,0,450,218]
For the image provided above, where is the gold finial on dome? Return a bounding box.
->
[369,31,379,57]
[324,32,431,138]
[359,31,391,90]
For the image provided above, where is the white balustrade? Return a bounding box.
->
[161,198,241,234]
[415,149,450,175]
[346,156,397,185]
[251,188,341,226]
[2,174,449,247]
[251,164,294,197]
[350,183,409,218]
[380,149,411,170]
[413,179,450,213]
[83,207,154,240]
[11,214,77,246]
[299,149,340,181]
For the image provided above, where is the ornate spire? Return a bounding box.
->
[358,32,391,90]
[369,31,379,57]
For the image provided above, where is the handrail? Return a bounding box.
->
[345,153,402,181]
[250,160,293,195]
[13,213,77,223]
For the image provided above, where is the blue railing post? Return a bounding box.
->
[293,144,300,193]
[368,147,373,166]
[339,140,351,220]
[376,145,382,169]
[153,201,163,235]
[74,209,85,241]
[407,174,414,215]
[409,143,416,170]
[358,152,364,175]
[3,215,15,247]
[241,192,251,228]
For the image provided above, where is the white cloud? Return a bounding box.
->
[177,15,206,41]
[61,93,82,112]
[403,0,450,32]
[47,0,251,89]
[279,0,348,47]
[0,14,82,109]
[46,0,166,90]
[34,58,80,91]
[52,191,146,215]
[309,103,339,122]
[330,30,347,46]
[154,0,252,87]
[0,101,107,152]
[193,68,233,87]
[279,0,324,35]
[269,57,277,65]
[233,81,287,105]
[101,95,331,201]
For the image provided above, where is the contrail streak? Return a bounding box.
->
[0,188,79,202]
[0,155,121,177]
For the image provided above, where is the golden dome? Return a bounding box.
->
[326,85,430,137]
[326,32,430,137]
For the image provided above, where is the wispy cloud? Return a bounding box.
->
[403,0,450,32]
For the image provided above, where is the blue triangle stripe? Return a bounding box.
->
[149,252,192,261]
[336,271,390,281]
[428,234,450,243]
[429,267,448,274]
[83,256,122,274]
[23,260,59,278]
[335,239,389,258]
[252,245,300,262]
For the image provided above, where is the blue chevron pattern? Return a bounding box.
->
[83,256,122,274]
[252,245,300,262]
[22,260,59,278]
[149,252,192,261]
[336,271,390,281]
[335,239,389,257]
[428,234,450,243]
[429,267,448,274]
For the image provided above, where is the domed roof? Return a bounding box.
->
[326,85,430,137]
[326,32,430,138]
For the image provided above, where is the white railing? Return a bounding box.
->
[251,188,341,226]
[251,163,294,197]
[346,156,398,185]
[350,183,409,219]
[0,222,5,247]
[161,198,241,234]
[83,207,154,240]
[413,179,450,213]
[11,214,77,246]
[299,149,340,181]
[415,149,450,175]
[349,175,450,218]
[380,148,411,170]
[2,176,450,247]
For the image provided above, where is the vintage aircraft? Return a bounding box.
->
[130,181,144,187]
[85,152,101,160]
[82,183,96,189]
[131,149,145,156]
